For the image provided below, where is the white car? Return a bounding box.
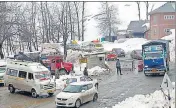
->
[65,75,98,89]
[55,82,98,108]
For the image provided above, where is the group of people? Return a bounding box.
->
[83,58,122,76]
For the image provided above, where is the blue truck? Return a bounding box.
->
[142,39,170,76]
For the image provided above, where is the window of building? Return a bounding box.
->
[153,15,157,24]
[18,71,27,79]
[164,15,174,20]
[153,29,157,35]
[164,28,170,34]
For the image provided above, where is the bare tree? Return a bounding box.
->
[144,2,149,20]
[81,1,85,41]
[96,2,120,41]
[74,2,81,41]
[136,2,141,20]
[144,2,155,20]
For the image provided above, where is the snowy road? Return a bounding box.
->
[0,61,175,108]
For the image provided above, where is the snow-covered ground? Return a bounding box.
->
[162,29,175,63]
[102,38,148,53]
[112,82,175,108]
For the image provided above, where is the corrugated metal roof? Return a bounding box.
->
[149,2,175,15]
[127,20,149,33]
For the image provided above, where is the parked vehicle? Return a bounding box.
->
[82,42,104,52]
[74,44,81,51]
[55,82,98,108]
[112,48,125,57]
[142,40,170,76]
[138,60,143,72]
[65,75,98,89]
[93,43,104,52]
[105,51,117,61]
[0,60,6,86]
[130,50,142,60]
[4,60,56,97]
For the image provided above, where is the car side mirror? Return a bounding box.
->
[81,90,86,93]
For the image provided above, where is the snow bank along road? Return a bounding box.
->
[0,61,175,108]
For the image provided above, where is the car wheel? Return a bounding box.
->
[48,93,54,97]
[9,85,15,93]
[93,93,98,102]
[31,89,38,98]
[75,99,81,108]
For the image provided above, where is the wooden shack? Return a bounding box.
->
[84,52,107,69]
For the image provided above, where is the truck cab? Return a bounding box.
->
[42,56,73,75]
[142,40,170,76]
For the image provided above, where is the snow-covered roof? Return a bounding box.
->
[142,23,150,31]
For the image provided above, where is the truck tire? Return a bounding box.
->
[59,68,68,75]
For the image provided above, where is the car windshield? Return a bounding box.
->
[0,67,5,73]
[144,52,163,59]
[63,85,82,93]
[34,71,50,80]
[66,78,77,84]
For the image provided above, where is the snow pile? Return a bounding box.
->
[112,82,175,108]
[88,66,107,76]
[103,38,148,53]
[54,75,71,90]
[162,29,175,62]
[74,63,87,75]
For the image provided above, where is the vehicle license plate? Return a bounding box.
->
[152,68,156,72]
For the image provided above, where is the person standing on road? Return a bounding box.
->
[83,67,88,76]
[116,59,122,75]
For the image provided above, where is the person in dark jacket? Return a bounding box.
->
[83,67,88,76]
[116,59,122,75]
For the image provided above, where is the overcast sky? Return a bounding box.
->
[84,2,166,41]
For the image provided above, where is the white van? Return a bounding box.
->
[0,60,7,86]
[4,60,56,98]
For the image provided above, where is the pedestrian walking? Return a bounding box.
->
[116,59,122,75]
[83,67,88,76]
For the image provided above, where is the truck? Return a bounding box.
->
[40,43,74,75]
[41,55,73,75]
[142,39,170,76]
